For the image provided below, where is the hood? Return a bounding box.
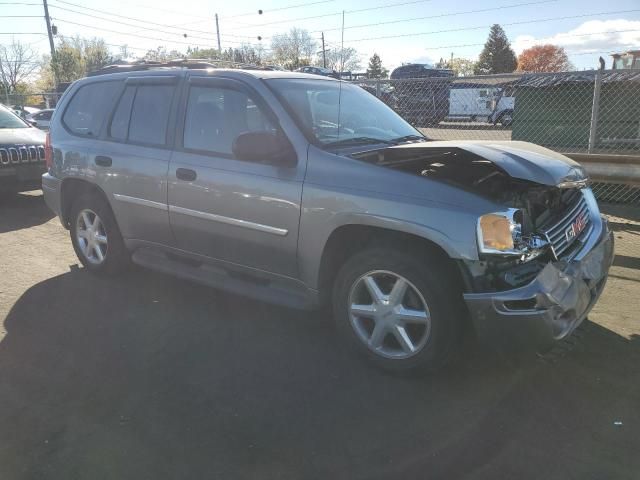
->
[0,127,46,146]
[388,140,583,187]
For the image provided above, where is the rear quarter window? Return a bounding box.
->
[62,81,122,137]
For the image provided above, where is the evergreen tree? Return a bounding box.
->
[474,24,517,74]
[366,53,388,79]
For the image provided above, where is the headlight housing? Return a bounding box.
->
[477,209,523,255]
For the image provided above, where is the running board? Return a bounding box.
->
[131,248,317,310]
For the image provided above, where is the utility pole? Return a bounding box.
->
[42,0,57,86]
[339,11,345,75]
[321,32,327,68]
[215,13,221,54]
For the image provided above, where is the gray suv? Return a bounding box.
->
[42,66,614,373]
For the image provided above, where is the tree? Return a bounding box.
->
[0,39,40,94]
[320,47,360,73]
[366,53,388,78]
[143,46,184,62]
[517,44,573,72]
[449,58,477,77]
[270,28,316,70]
[474,24,517,75]
[435,56,477,76]
[50,37,114,84]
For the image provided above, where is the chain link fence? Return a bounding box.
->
[3,68,639,204]
[354,69,640,205]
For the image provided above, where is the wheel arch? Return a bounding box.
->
[60,178,112,228]
[316,223,463,306]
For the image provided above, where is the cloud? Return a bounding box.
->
[513,19,640,55]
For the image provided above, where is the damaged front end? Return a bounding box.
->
[352,143,592,291]
[352,142,614,350]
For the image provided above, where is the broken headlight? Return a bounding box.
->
[477,209,548,259]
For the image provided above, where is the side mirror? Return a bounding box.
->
[232,131,297,167]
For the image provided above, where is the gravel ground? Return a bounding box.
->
[0,191,639,480]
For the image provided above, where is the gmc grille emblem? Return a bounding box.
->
[566,212,588,242]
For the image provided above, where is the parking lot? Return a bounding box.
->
[0,190,639,479]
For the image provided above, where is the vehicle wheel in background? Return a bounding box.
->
[498,111,513,128]
[69,192,130,274]
[332,246,463,374]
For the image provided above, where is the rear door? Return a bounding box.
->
[167,76,304,278]
[95,76,179,246]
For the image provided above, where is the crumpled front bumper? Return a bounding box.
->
[464,217,615,352]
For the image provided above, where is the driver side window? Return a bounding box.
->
[183,86,276,157]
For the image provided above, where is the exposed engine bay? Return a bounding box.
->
[352,146,589,292]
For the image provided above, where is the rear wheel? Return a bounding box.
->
[333,247,463,374]
[69,192,129,274]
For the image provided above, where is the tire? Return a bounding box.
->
[498,111,513,128]
[332,246,463,374]
[69,192,130,275]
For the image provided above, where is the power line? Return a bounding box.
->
[0,32,47,34]
[344,9,640,42]
[48,0,258,39]
[349,29,640,52]
[0,14,42,17]
[228,0,438,30]
[51,16,267,48]
[222,0,336,19]
[312,0,557,33]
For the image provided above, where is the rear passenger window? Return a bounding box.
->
[62,81,121,136]
[128,85,174,146]
[109,86,135,141]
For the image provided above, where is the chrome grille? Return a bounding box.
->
[19,146,28,163]
[543,190,591,259]
[0,145,46,167]
[9,147,19,164]
[28,146,38,162]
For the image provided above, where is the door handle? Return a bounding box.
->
[95,155,112,167]
[176,168,197,181]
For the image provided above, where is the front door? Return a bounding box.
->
[167,77,305,278]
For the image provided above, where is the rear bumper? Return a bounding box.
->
[464,217,614,352]
[41,172,63,220]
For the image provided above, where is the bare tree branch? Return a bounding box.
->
[0,39,40,93]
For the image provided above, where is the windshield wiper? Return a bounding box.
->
[323,137,394,148]
[389,134,428,144]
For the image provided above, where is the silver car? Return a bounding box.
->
[42,67,614,373]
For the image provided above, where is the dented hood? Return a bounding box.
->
[388,140,583,187]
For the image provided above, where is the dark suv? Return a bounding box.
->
[0,104,47,192]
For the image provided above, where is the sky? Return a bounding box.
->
[3,0,640,73]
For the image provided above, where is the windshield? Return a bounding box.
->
[267,79,423,148]
[0,106,29,129]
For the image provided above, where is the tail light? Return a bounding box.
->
[44,132,53,169]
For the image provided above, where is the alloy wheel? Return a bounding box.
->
[76,209,108,265]
[348,270,432,359]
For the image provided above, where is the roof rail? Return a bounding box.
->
[86,58,281,77]
[86,59,220,77]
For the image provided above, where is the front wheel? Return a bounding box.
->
[332,247,463,374]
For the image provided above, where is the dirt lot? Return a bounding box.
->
[1,191,639,480]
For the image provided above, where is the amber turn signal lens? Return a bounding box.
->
[479,214,515,251]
